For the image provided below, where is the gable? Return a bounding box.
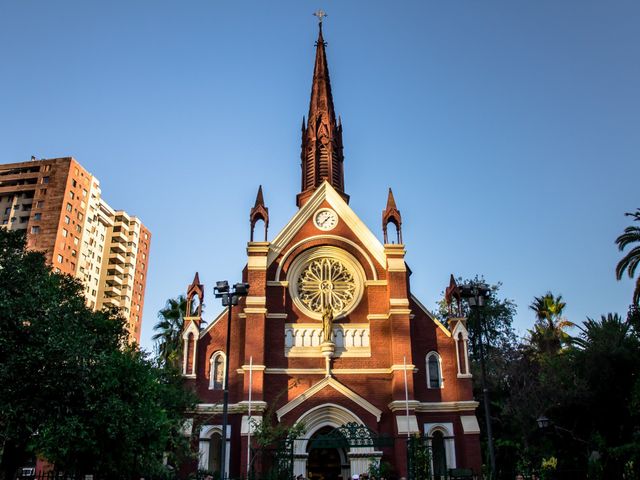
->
[267,181,386,270]
[276,376,382,422]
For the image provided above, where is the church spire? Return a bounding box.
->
[297,15,347,207]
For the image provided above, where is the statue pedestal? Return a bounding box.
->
[321,341,335,377]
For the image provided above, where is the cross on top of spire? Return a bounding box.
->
[313,9,327,24]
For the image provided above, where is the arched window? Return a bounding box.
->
[209,351,226,390]
[431,430,447,477]
[426,352,443,388]
[208,431,222,473]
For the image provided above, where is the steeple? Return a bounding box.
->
[297,18,347,207]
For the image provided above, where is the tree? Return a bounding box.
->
[528,292,574,355]
[153,295,191,369]
[616,208,640,305]
[0,229,195,479]
[437,277,518,478]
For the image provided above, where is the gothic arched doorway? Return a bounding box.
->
[307,426,347,480]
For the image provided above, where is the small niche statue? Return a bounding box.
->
[322,306,334,343]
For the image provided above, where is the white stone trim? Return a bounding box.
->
[266,312,288,319]
[285,322,371,357]
[426,351,444,389]
[265,367,393,375]
[387,400,421,412]
[245,296,266,306]
[367,313,389,320]
[460,415,481,434]
[268,181,386,270]
[365,280,387,286]
[193,401,268,414]
[292,403,371,479]
[182,321,200,377]
[247,256,267,270]
[415,400,479,412]
[276,376,382,422]
[424,422,457,470]
[266,281,289,287]
[396,415,420,434]
[208,351,226,390]
[198,424,231,474]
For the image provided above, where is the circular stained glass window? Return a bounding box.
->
[288,246,365,319]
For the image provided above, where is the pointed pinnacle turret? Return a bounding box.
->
[382,188,402,244]
[254,185,265,208]
[297,18,347,207]
[186,272,205,317]
[386,188,398,210]
[250,185,269,242]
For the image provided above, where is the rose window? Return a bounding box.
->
[287,246,365,320]
[297,258,357,314]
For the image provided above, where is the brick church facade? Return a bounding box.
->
[181,22,482,479]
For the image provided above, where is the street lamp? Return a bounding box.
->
[214,280,250,480]
[459,282,496,479]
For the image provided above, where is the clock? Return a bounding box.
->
[314,208,338,231]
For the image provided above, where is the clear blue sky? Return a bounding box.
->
[1,1,638,352]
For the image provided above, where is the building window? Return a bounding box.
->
[30,226,40,234]
[41,177,49,184]
[57,254,63,263]
[209,352,226,390]
[208,431,222,472]
[36,201,44,208]
[69,191,75,199]
[66,203,72,212]
[432,430,447,476]
[73,237,79,246]
[426,352,443,388]
[64,216,70,224]
[34,213,41,221]
[62,229,68,237]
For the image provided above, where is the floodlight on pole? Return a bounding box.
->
[459,281,496,479]
[215,280,250,480]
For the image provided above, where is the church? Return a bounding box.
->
[181,19,482,479]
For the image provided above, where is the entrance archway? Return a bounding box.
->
[292,403,382,479]
[307,426,346,480]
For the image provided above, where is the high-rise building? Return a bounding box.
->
[0,156,150,343]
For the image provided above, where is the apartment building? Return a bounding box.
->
[0,157,150,343]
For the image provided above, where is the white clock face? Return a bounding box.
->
[314,208,338,231]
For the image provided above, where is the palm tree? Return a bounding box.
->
[153,295,190,368]
[528,292,574,354]
[615,208,640,306]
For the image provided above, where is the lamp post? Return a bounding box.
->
[214,280,250,480]
[459,282,496,479]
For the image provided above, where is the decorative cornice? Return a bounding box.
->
[192,401,268,415]
[367,313,389,320]
[265,368,393,375]
[387,400,420,412]
[417,400,479,413]
[246,296,266,306]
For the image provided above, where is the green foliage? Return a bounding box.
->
[615,208,640,306]
[528,292,574,355]
[0,229,196,479]
[153,295,193,369]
